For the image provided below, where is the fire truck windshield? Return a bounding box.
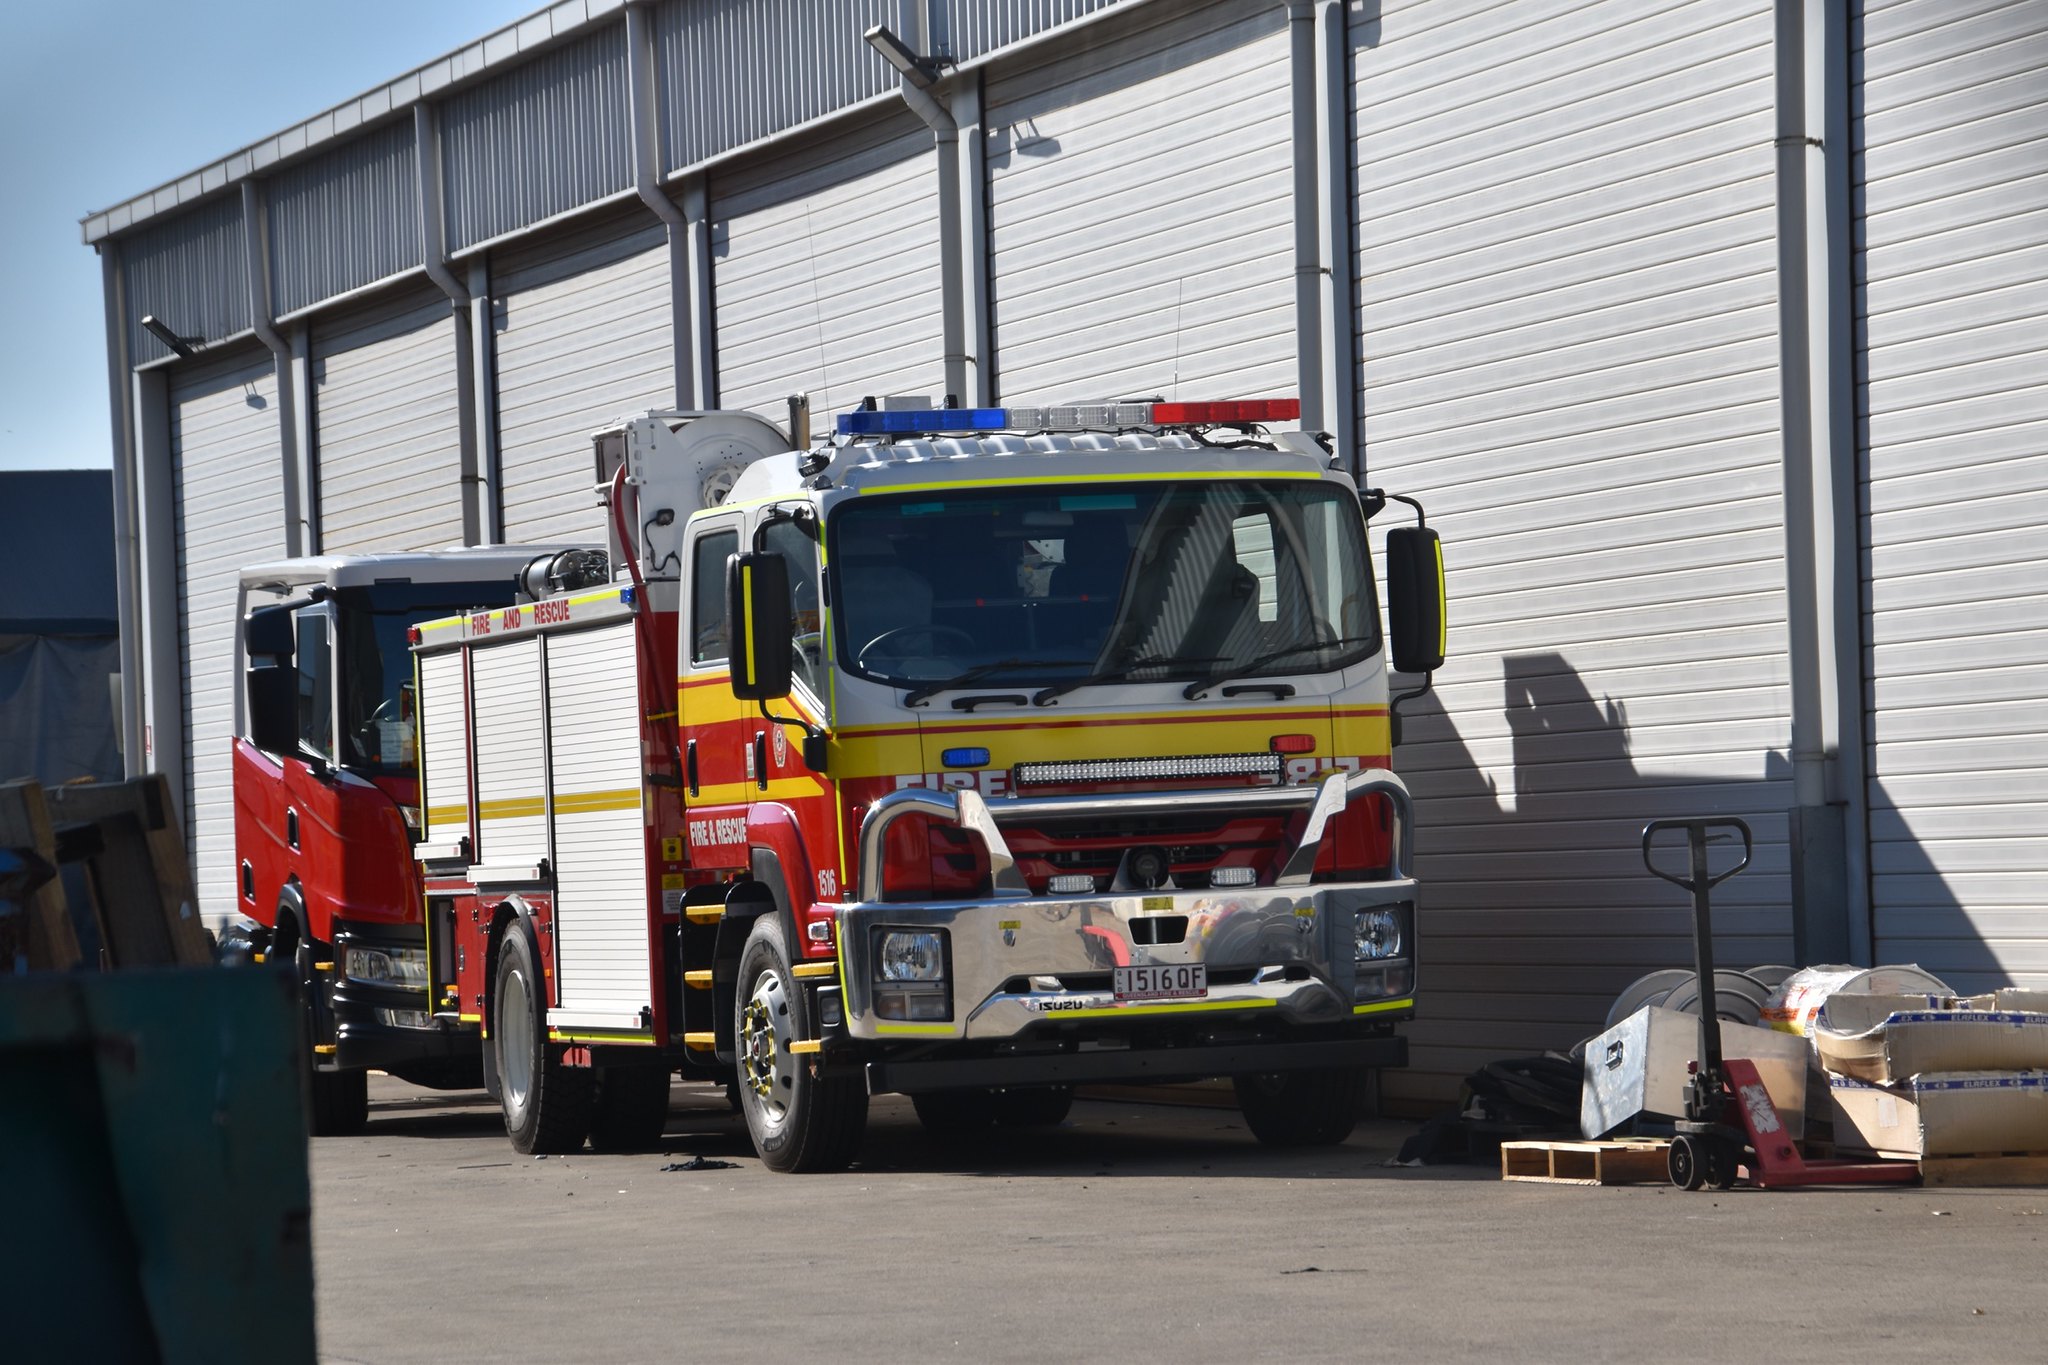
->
[827,480,1379,694]
[333,581,512,773]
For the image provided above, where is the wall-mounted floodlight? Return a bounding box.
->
[864,24,944,90]
[140,314,201,359]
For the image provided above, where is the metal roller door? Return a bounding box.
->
[545,624,652,1030]
[1857,0,2048,990]
[471,637,548,865]
[417,649,469,847]
[494,211,675,544]
[983,0,1294,405]
[171,348,289,921]
[312,292,466,554]
[711,107,942,419]
[1349,0,1788,1103]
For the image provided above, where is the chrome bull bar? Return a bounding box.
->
[855,767,1415,903]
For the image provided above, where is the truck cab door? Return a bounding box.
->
[678,515,746,871]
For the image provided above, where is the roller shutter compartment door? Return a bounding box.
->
[1348,0,1788,1106]
[312,293,465,554]
[171,349,289,923]
[711,108,943,420]
[494,214,675,545]
[1857,0,2048,990]
[544,624,653,1031]
[983,0,1294,405]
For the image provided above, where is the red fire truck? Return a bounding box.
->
[232,546,582,1132]
[402,399,1443,1171]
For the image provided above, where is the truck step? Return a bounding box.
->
[683,970,713,988]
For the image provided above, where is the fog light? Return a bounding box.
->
[374,1008,432,1029]
[1210,866,1255,888]
[876,929,946,982]
[1354,908,1403,961]
[346,945,429,987]
[1047,874,1095,895]
[875,989,950,1022]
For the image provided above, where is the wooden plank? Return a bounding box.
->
[0,779,82,972]
[1501,1139,1672,1186]
[47,777,210,967]
[1919,1154,2048,1188]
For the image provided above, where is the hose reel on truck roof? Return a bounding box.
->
[589,411,793,587]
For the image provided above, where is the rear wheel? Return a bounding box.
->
[588,1065,673,1152]
[1232,1066,1366,1147]
[735,917,867,1172]
[494,926,593,1153]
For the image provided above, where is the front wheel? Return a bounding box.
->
[1232,1066,1366,1147]
[494,926,593,1153]
[735,917,867,1173]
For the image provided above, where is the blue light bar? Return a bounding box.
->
[941,747,991,768]
[837,407,1010,436]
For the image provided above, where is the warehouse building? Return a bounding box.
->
[85,0,2047,1106]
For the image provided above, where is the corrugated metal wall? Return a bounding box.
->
[942,0,1131,62]
[1855,0,2048,991]
[171,348,288,923]
[442,24,632,252]
[656,0,896,170]
[493,209,675,544]
[1349,0,1791,1103]
[983,0,1295,405]
[123,195,249,364]
[267,121,420,316]
[311,291,467,554]
[710,108,944,418]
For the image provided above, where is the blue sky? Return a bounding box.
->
[0,0,533,471]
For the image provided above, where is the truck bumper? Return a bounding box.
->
[833,879,1416,1047]
[327,922,481,1087]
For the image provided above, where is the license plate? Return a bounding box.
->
[1113,963,1207,1002]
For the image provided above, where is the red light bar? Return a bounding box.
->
[1151,399,1300,426]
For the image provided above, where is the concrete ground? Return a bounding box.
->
[314,1076,2045,1364]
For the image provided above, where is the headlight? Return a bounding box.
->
[1354,908,1403,961]
[876,930,946,982]
[345,945,430,987]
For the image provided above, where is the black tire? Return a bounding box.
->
[992,1086,1074,1128]
[1232,1066,1367,1147]
[1707,1138,1741,1190]
[912,1089,997,1136]
[588,1065,674,1152]
[494,926,594,1154]
[735,917,867,1172]
[291,934,368,1136]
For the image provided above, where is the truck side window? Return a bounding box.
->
[294,610,334,761]
[690,528,738,664]
[762,515,824,701]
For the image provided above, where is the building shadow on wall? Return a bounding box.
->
[1393,651,1973,1091]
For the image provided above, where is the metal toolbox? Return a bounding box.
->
[1581,1005,1809,1140]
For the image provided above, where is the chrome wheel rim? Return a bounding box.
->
[500,959,534,1110]
[738,967,795,1131]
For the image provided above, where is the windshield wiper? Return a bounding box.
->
[1182,635,1377,700]
[902,658,1090,708]
[1031,653,1224,707]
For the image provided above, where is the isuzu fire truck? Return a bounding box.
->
[409,398,1445,1171]
[232,546,569,1131]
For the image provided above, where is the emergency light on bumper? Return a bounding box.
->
[836,398,1301,437]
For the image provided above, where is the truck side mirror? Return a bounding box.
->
[245,603,295,662]
[247,661,298,757]
[1386,526,1446,675]
[727,551,794,701]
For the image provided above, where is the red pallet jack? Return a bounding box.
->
[1643,818,1918,1191]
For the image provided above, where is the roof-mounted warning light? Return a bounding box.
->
[835,398,1299,437]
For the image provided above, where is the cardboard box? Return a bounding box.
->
[1827,1071,2048,1159]
[1812,995,2048,1083]
[1581,1006,1808,1140]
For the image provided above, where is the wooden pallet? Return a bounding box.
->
[1918,1153,2048,1188]
[1501,1138,1672,1186]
